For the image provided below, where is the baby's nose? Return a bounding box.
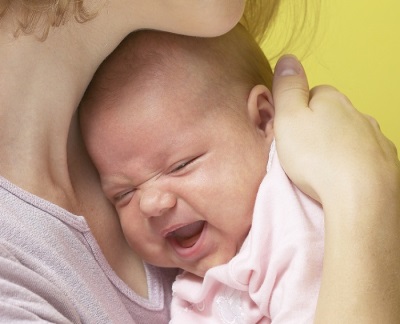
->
[139,187,176,218]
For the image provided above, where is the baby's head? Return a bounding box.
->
[80,24,274,277]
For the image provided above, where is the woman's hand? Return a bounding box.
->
[272,55,400,323]
[272,55,399,206]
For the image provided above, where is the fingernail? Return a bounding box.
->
[275,55,301,76]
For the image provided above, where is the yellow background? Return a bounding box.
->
[264,0,400,150]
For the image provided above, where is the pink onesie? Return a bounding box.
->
[171,142,324,323]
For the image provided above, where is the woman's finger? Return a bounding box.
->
[272,54,310,119]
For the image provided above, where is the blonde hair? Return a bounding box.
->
[0,0,95,39]
[0,0,315,48]
[241,0,281,44]
[242,0,320,59]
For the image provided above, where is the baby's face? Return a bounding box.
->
[85,83,270,277]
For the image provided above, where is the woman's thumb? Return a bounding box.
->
[272,55,310,119]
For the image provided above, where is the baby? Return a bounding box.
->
[80,24,324,323]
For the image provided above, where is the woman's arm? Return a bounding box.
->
[272,55,400,323]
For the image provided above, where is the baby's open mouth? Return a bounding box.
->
[167,220,205,248]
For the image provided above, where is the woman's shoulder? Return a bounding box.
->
[0,175,176,322]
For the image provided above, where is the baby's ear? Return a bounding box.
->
[247,84,274,138]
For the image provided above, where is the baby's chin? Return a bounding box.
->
[182,250,239,278]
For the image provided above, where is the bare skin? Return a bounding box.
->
[0,0,247,298]
[273,55,400,323]
[1,0,399,320]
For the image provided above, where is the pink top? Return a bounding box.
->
[171,142,324,323]
[0,176,176,323]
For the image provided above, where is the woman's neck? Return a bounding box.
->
[0,15,149,297]
[0,38,85,207]
[0,12,126,209]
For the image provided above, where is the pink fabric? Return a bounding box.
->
[171,142,324,323]
[0,175,176,323]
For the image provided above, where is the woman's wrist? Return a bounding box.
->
[316,166,400,323]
